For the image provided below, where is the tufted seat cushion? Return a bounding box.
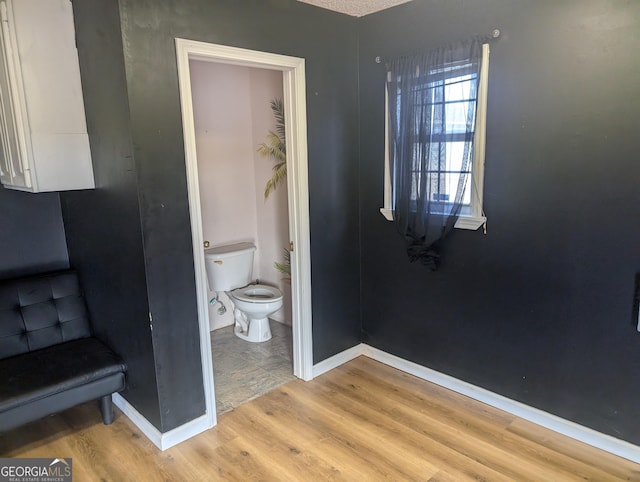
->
[0,270,126,431]
[0,271,91,359]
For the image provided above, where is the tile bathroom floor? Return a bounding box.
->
[211,320,296,414]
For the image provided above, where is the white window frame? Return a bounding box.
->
[381,43,490,231]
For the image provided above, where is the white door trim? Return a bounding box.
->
[175,39,314,430]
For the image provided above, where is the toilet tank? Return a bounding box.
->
[204,242,256,292]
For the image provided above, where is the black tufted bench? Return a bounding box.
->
[0,270,126,432]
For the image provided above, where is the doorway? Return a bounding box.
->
[175,39,313,428]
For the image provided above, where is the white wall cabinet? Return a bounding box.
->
[0,0,94,192]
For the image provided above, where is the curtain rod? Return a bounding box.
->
[375,28,501,64]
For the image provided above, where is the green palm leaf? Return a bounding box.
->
[274,248,291,283]
[257,132,286,162]
[264,160,287,199]
[271,99,286,142]
[257,98,287,200]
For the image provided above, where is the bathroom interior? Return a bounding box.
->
[189,60,295,413]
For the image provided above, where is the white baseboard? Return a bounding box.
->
[112,393,212,451]
[312,344,640,464]
[312,343,366,378]
[115,343,640,462]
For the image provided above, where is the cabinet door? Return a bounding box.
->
[0,0,30,189]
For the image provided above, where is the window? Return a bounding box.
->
[381,43,490,231]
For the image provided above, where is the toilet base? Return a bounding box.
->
[234,316,272,343]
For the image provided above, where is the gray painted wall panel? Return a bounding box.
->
[358,0,640,444]
[0,188,68,280]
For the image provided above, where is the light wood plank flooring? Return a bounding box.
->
[1,356,639,481]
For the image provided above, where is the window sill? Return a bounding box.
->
[380,208,394,221]
[379,208,486,231]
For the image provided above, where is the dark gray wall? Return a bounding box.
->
[117,0,361,373]
[358,0,640,444]
[5,0,639,446]
[0,188,68,280]
[61,0,161,429]
[60,0,361,432]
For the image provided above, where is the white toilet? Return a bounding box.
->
[204,242,283,343]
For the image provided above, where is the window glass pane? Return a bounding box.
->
[446,171,471,206]
[419,141,471,206]
[394,60,480,212]
[427,142,441,171]
[446,141,466,172]
[422,171,470,206]
[445,100,474,133]
[424,142,470,175]
[426,172,444,201]
[444,74,474,100]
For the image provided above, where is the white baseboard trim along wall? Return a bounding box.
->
[112,393,210,451]
[311,343,366,378]
[114,343,640,462]
[311,344,640,465]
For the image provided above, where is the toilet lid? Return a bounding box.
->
[232,284,283,303]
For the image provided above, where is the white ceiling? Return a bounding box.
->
[297,0,413,17]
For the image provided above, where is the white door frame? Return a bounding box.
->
[175,39,314,429]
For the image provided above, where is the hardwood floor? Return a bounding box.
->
[2,356,639,481]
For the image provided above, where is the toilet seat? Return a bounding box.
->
[232,284,283,303]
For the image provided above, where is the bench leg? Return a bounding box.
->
[100,394,114,425]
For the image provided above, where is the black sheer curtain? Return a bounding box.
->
[387,38,483,269]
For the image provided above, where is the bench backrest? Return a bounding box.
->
[0,271,91,360]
